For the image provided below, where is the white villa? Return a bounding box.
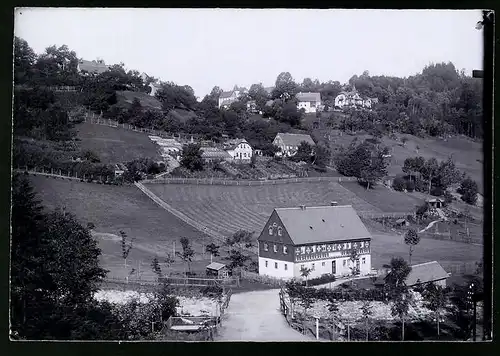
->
[334,89,378,110]
[296,92,322,113]
[224,139,253,163]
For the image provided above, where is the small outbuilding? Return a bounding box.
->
[405,261,450,288]
[426,198,444,209]
[206,262,229,278]
[394,218,410,227]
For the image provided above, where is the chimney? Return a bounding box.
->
[299,205,306,210]
[330,201,338,206]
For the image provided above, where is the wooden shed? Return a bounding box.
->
[206,262,229,278]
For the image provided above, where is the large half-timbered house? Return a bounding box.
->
[257,204,372,280]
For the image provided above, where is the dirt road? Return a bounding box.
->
[215,289,313,342]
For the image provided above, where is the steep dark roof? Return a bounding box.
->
[296,92,321,102]
[406,261,450,286]
[224,138,251,150]
[274,205,371,245]
[274,133,315,147]
[219,91,236,99]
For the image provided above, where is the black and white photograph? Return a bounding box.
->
[10,8,492,342]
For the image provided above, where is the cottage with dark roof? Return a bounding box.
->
[257,204,372,279]
[272,132,316,157]
[296,92,322,113]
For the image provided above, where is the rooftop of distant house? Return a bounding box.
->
[274,132,316,147]
[405,261,450,286]
[268,204,371,245]
[78,59,110,74]
[296,92,321,102]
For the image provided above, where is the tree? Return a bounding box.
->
[297,285,315,334]
[393,176,407,191]
[360,300,374,341]
[300,266,312,287]
[384,257,412,290]
[294,141,314,163]
[261,143,280,157]
[390,286,413,341]
[248,83,270,110]
[327,296,340,340]
[120,230,134,269]
[82,150,101,163]
[10,174,108,339]
[349,248,360,282]
[205,243,220,263]
[225,230,254,251]
[435,156,462,191]
[227,249,249,272]
[273,72,298,100]
[458,177,478,205]
[14,37,37,84]
[421,158,439,195]
[312,145,330,168]
[151,257,162,279]
[422,283,448,338]
[404,229,420,265]
[180,143,205,171]
[176,237,195,275]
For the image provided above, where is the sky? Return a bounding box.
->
[14,8,484,98]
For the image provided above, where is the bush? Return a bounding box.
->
[303,273,336,287]
[414,177,427,192]
[393,176,406,191]
[443,190,453,205]
[430,186,444,197]
[406,180,415,192]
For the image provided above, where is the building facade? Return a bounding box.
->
[273,133,316,157]
[149,82,162,97]
[77,59,110,75]
[257,204,372,280]
[296,92,322,113]
[334,90,378,110]
[224,139,253,163]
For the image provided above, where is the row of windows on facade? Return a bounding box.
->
[263,242,288,254]
[263,257,367,270]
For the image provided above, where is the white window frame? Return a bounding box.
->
[284,264,288,271]
[322,262,325,267]
[343,260,347,267]
[283,245,288,254]
[268,227,273,235]
[362,257,366,264]
[264,243,269,251]
[312,263,315,270]
[277,227,282,236]
[273,244,278,253]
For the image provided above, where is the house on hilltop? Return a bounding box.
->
[334,88,378,110]
[218,86,248,109]
[273,133,316,157]
[77,59,110,75]
[296,92,322,113]
[149,82,162,97]
[257,203,372,280]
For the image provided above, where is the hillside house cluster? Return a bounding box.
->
[273,133,315,157]
[201,138,254,164]
[334,89,378,110]
[257,204,373,280]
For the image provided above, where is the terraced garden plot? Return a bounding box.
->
[28,175,212,277]
[145,181,381,237]
[76,121,161,164]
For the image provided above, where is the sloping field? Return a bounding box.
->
[330,133,483,193]
[339,182,425,213]
[29,175,211,278]
[116,90,162,110]
[145,182,382,237]
[76,121,161,164]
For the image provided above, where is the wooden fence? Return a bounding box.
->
[240,270,285,287]
[158,276,239,287]
[142,175,360,186]
[13,167,129,186]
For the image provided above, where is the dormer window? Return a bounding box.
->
[268,227,273,235]
[273,244,278,253]
[283,245,288,254]
[264,243,269,251]
[277,227,282,236]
